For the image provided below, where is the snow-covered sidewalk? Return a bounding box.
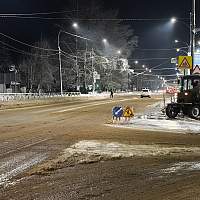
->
[112,100,200,134]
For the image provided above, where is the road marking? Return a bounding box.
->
[54,98,137,114]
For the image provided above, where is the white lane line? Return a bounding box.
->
[54,98,137,113]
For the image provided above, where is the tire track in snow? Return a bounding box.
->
[0,152,47,187]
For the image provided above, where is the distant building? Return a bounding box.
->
[0,66,20,93]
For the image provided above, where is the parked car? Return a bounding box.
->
[140,88,151,98]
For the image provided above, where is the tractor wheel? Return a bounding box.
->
[166,104,179,119]
[189,106,200,119]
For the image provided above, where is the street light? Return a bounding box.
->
[134,60,138,64]
[196,48,200,53]
[72,22,79,29]
[117,50,121,55]
[72,22,79,91]
[58,30,92,96]
[170,17,177,24]
[174,39,189,47]
[102,38,108,44]
[176,48,188,55]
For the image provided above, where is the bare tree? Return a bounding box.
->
[20,40,57,93]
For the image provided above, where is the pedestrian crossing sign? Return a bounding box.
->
[178,56,192,69]
[123,106,134,118]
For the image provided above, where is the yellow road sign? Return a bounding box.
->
[178,56,192,69]
[123,106,134,118]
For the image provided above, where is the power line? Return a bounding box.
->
[0,32,58,52]
[152,68,177,71]
[0,16,73,20]
[77,17,189,21]
[0,16,189,21]
[0,40,58,58]
[129,57,171,61]
[136,48,178,51]
[0,10,79,16]
[132,60,170,77]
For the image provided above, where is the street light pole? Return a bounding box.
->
[191,0,196,74]
[92,48,95,93]
[74,27,79,92]
[58,31,63,96]
[58,30,92,95]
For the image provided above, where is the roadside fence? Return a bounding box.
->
[0,92,81,102]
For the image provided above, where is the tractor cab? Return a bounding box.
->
[177,74,200,104]
[166,74,200,119]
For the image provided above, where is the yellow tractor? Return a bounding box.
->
[166,74,200,119]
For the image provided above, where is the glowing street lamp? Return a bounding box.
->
[175,39,179,43]
[134,60,138,64]
[171,17,177,24]
[102,38,108,44]
[117,50,121,55]
[196,49,200,53]
[72,22,79,29]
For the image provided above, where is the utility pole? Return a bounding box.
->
[76,0,79,92]
[83,42,87,93]
[58,46,63,96]
[92,48,95,93]
[191,0,196,74]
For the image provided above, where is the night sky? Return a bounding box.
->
[0,0,198,67]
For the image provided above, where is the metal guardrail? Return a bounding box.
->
[0,92,81,101]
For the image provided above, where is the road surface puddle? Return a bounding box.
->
[31,140,200,175]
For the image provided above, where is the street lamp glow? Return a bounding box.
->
[117,50,121,54]
[176,48,180,52]
[134,60,138,64]
[175,39,179,43]
[145,68,148,71]
[171,17,177,24]
[72,22,79,29]
[142,65,145,68]
[102,38,107,44]
[196,49,200,53]
[149,69,152,73]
